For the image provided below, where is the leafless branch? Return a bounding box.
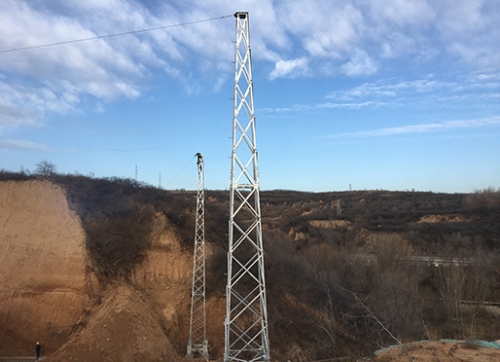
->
[335,284,415,362]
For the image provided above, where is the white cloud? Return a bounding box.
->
[326,73,500,108]
[369,0,436,26]
[0,0,499,127]
[0,103,42,127]
[318,101,384,109]
[259,104,310,113]
[328,117,500,139]
[340,49,377,76]
[277,1,365,65]
[0,0,158,126]
[434,0,500,69]
[0,80,75,126]
[272,0,499,78]
[0,0,237,126]
[270,58,308,79]
[327,77,443,100]
[0,139,50,151]
[436,0,483,36]
[262,71,499,114]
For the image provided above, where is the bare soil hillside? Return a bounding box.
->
[46,283,180,362]
[0,179,225,361]
[0,180,94,355]
[1,176,499,361]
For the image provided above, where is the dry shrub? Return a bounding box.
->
[465,187,500,209]
[85,204,155,280]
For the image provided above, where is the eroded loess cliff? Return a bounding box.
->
[0,180,218,361]
[0,180,92,355]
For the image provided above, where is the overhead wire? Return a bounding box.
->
[0,14,233,54]
[162,154,198,188]
[0,13,226,218]
[88,156,196,271]
[125,153,198,225]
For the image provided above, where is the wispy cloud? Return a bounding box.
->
[0,139,50,151]
[0,103,43,127]
[327,77,448,100]
[325,72,500,111]
[259,100,385,113]
[262,71,500,114]
[327,117,500,139]
[259,104,309,113]
[318,101,386,109]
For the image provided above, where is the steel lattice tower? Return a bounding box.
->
[186,153,209,359]
[224,12,271,362]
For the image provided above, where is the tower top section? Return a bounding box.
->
[234,12,248,19]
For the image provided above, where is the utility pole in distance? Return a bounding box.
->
[225,12,271,362]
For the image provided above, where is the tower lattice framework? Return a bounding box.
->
[186,153,209,359]
[224,12,271,362]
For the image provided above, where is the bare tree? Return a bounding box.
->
[309,285,354,359]
[35,160,57,176]
[369,234,425,340]
[337,284,415,362]
[435,249,493,338]
[335,234,426,347]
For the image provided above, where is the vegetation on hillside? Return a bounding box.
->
[1,167,499,360]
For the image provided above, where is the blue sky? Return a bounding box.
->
[1,0,499,193]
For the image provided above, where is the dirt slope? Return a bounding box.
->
[46,284,179,362]
[0,180,214,360]
[0,180,93,355]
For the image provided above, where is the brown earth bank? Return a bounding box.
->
[46,283,179,362]
[1,177,499,361]
[0,180,225,361]
[0,180,92,355]
[369,340,500,362]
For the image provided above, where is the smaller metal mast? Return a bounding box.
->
[186,153,209,359]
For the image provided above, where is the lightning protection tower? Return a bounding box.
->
[224,12,271,362]
[186,153,209,359]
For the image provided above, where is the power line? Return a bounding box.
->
[0,14,233,54]
[123,154,197,225]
